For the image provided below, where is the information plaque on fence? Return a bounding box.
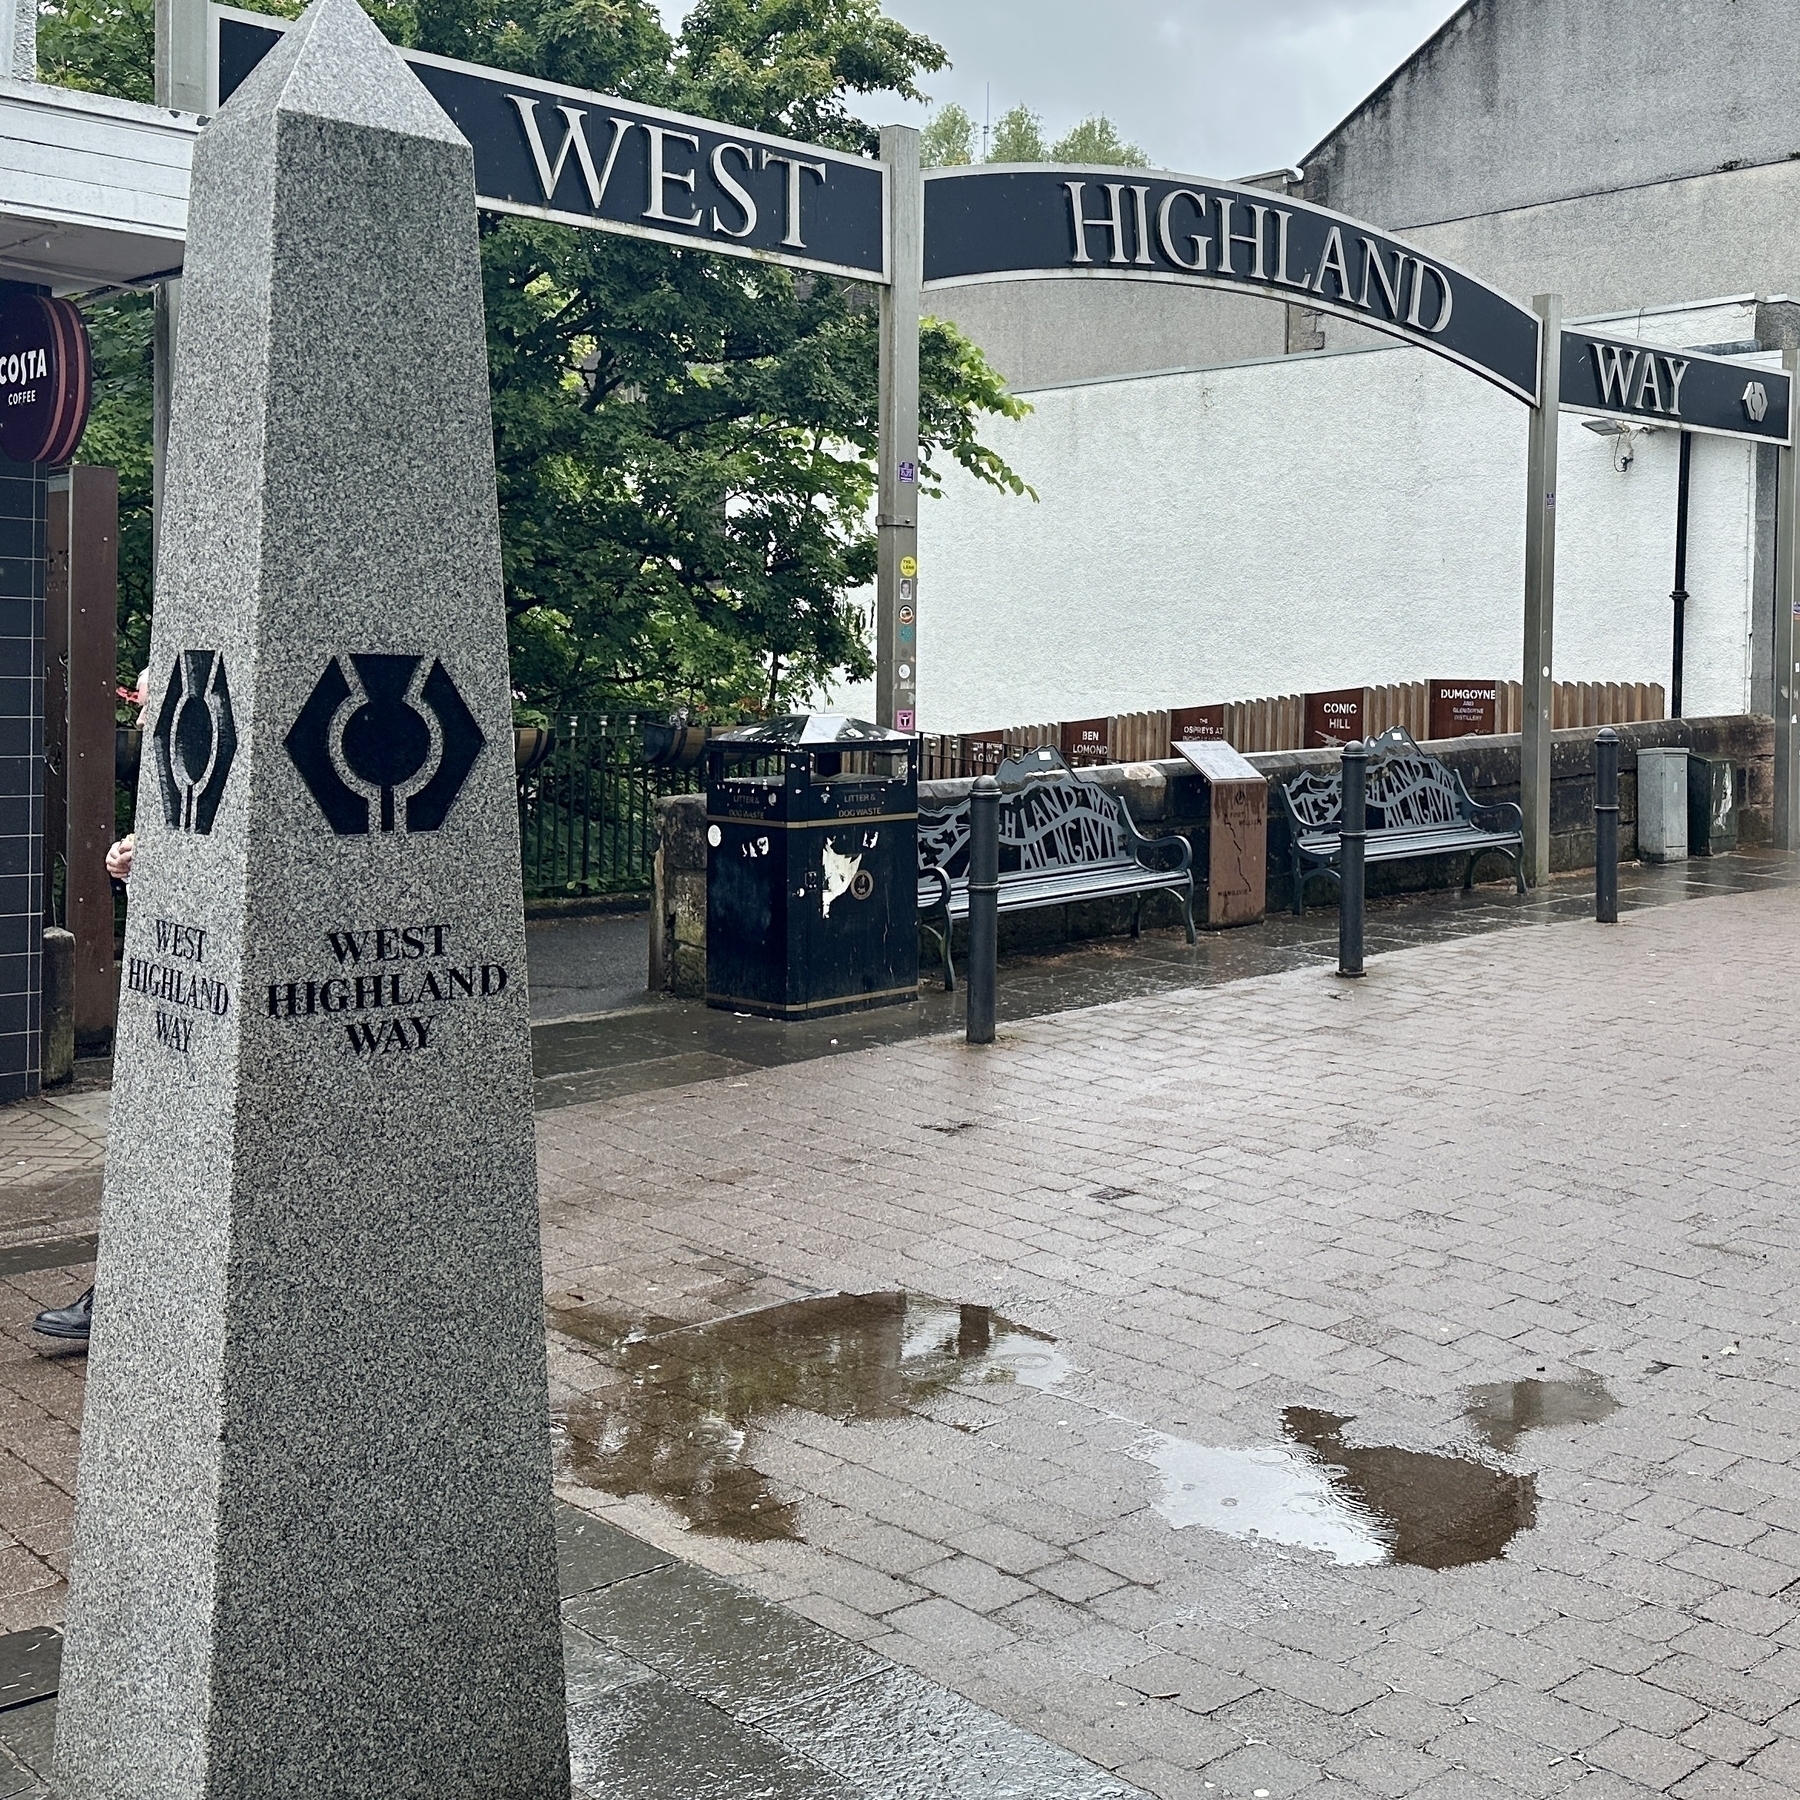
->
[1304,688,1368,749]
[1169,705,1227,751]
[1428,681,1497,740]
[1060,717,1113,767]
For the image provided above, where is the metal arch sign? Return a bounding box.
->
[922,166,1544,405]
[1559,330,1792,444]
[204,11,1798,441]
[209,6,889,284]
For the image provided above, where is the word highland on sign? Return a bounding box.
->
[923,167,1544,401]
[55,2,569,1793]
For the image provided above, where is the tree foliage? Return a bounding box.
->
[1052,115,1148,167]
[920,100,974,167]
[943,100,1149,169]
[989,103,1043,163]
[41,0,1031,717]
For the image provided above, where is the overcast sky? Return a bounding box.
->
[650,0,1463,176]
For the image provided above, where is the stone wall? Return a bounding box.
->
[652,715,1772,997]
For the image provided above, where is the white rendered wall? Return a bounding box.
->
[827,341,1761,735]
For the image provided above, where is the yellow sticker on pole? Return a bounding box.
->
[899,556,917,578]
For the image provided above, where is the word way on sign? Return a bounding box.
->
[265,922,510,1057]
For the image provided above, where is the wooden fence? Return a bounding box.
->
[918,680,1665,778]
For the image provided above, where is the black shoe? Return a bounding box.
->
[33,1287,92,1341]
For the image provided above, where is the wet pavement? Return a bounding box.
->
[5,855,1800,1794]
[527,906,653,1023]
[535,870,1800,1800]
[0,1503,1146,1798]
[532,850,1800,1110]
[554,1292,1073,1541]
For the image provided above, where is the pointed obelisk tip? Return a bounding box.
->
[219,0,464,143]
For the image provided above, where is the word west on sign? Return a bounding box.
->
[212,6,888,283]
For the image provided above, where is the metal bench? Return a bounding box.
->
[917,747,1196,989]
[1276,726,1526,915]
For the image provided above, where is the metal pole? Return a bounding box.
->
[152,0,208,560]
[876,125,922,731]
[1775,349,1800,853]
[1521,294,1562,889]
[1671,429,1692,719]
[1594,727,1619,924]
[1337,742,1366,979]
[966,775,998,1043]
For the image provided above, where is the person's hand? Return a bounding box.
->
[105,835,134,882]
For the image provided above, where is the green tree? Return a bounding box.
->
[37,0,154,101]
[1050,115,1149,167]
[41,0,1031,717]
[988,103,1044,162]
[920,101,974,167]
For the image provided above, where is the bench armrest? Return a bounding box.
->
[1466,798,1524,834]
[917,864,953,912]
[1131,829,1193,874]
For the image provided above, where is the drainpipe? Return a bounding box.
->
[1671,429,1692,717]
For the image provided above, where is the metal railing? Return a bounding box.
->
[518,716,701,898]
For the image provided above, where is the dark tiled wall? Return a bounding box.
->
[0,459,45,1103]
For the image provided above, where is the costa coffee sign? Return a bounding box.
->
[0,295,92,466]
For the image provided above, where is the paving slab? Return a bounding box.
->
[3,860,1800,1791]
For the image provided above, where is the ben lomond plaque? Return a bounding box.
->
[53,2,569,1793]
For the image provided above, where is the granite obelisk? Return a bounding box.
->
[53,1,569,1792]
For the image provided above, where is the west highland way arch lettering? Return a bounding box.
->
[202,0,1797,883]
[922,167,1543,403]
[212,5,889,281]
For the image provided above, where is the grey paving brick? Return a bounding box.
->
[1195,1742,1322,1797]
[1032,1558,1132,1604]
[1248,1649,1387,1717]
[947,1521,1064,1575]
[1679,1711,1777,1766]
[1423,1721,1588,1796]
[1670,1763,1798,1800]
[1555,1669,1708,1737]
[1742,1735,1800,1788]
[1351,1643,1497,1707]
[883,1597,1018,1660]
[1327,1736,1457,1799]
[1466,1683,1613,1754]
[1586,1726,1707,1791]
[913,1555,1037,1614]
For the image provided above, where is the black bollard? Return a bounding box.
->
[967,775,999,1043]
[1338,741,1367,979]
[1594,727,1619,924]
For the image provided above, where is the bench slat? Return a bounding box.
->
[1296,829,1521,858]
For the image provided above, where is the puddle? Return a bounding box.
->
[1463,1373,1621,1452]
[554,1291,1072,1539]
[1138,1375,1621,1570]
[1136,1407,1538,1569]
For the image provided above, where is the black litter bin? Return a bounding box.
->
[1687,753,1737,856]
[705,715,919,1019]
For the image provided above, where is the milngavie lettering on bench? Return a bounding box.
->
[917,747,1195,989]
[1277,726,1526,915]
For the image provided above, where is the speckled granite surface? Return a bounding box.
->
[49,0,567,1792]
